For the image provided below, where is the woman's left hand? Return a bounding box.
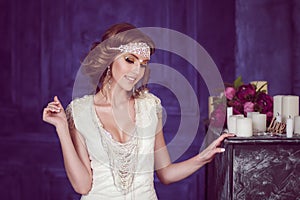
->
[197,133,235,164]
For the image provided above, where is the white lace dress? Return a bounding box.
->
[66,93,161,200]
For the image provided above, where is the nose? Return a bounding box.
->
[131,63,141,74]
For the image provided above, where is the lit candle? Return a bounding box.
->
[282,95,299,123]
[294,116,300,134]
[286,116,293,138]
[252,114,267,133]
[236,118,253,137]
[276,112,282,123]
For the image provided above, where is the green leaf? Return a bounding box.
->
[233,76,243,89]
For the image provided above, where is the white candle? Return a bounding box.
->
[247,112,259,118]
[236,118,253,137]
[227,115,244,134]
[286,116,293,138]
[251,81,268,94]
[282,95,299,123]
[294,116,300,134]
[273,95,284,120]
[276,113,282,123]
[252,114,267,133]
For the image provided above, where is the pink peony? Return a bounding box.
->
[244,101,254,113]
[227,99,243,114]
[225,87,236,100]
[210,77,274,127]
[236,84,256,103]
[255,92,273,114]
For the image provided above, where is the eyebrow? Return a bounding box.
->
[129,53,150,62]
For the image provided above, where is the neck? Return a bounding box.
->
[97,84,132,106]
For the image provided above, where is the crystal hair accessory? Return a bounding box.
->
[110,42,150,58]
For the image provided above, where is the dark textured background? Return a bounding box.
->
[1,0,300,199]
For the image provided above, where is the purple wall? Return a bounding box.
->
[0,0,299,199]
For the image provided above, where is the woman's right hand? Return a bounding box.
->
[43,96,67,128]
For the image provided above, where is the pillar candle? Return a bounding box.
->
[273,95,284,119]
[247,112,259,118]
[286,117,293,138]
[236,118,253,137]
[282,95,299,123]
[226,107,233,128]
[251,81,268,94]
[228,115,244,134]
[294,116,300,134]
[252,114,267,133]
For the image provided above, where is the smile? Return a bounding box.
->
[125,75,137,82]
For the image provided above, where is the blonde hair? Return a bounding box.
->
[81,23,155,97]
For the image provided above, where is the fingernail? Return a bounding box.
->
[221,148,225,152]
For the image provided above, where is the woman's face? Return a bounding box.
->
[111,53,149,91]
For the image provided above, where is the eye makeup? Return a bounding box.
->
[123,54,149,67]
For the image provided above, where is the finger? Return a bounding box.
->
[47,103,61,108]
[45,107,60,113]
[219,133,235,141]
[47,105,61,112]
[211,148,226,155]
[54,96,60,103]
[47,104,61,110]
[213,133,235,148]
[48,102,60,106]
[54,96,64,109]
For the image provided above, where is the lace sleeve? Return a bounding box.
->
[145,93,163,119]
[154,97,162,119]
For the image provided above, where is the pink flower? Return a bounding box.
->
[244,102,254,113]
[255,92,273,114]
[225,87,236,100]
[209,77,274,128]
[210,104,226,128]
[236,84,256,103]
[228,99,243,114]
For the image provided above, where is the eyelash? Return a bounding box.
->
[125,56,148,67]
[125,57,135,64]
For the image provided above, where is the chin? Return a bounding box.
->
[120,84,135,92]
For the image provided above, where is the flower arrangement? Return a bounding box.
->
[210,76,273,127]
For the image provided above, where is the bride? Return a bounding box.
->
[42,22,233,199]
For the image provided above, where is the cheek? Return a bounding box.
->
[111,63,129,80]
[138,68,146,78]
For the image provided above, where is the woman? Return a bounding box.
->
[43,23,233,199]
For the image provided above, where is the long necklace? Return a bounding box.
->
[92,96,139,195]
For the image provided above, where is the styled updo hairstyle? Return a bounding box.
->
[82,22,155,97]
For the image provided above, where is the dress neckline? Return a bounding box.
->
[91,95,138,145]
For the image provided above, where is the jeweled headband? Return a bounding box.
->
[109,42,151,59]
